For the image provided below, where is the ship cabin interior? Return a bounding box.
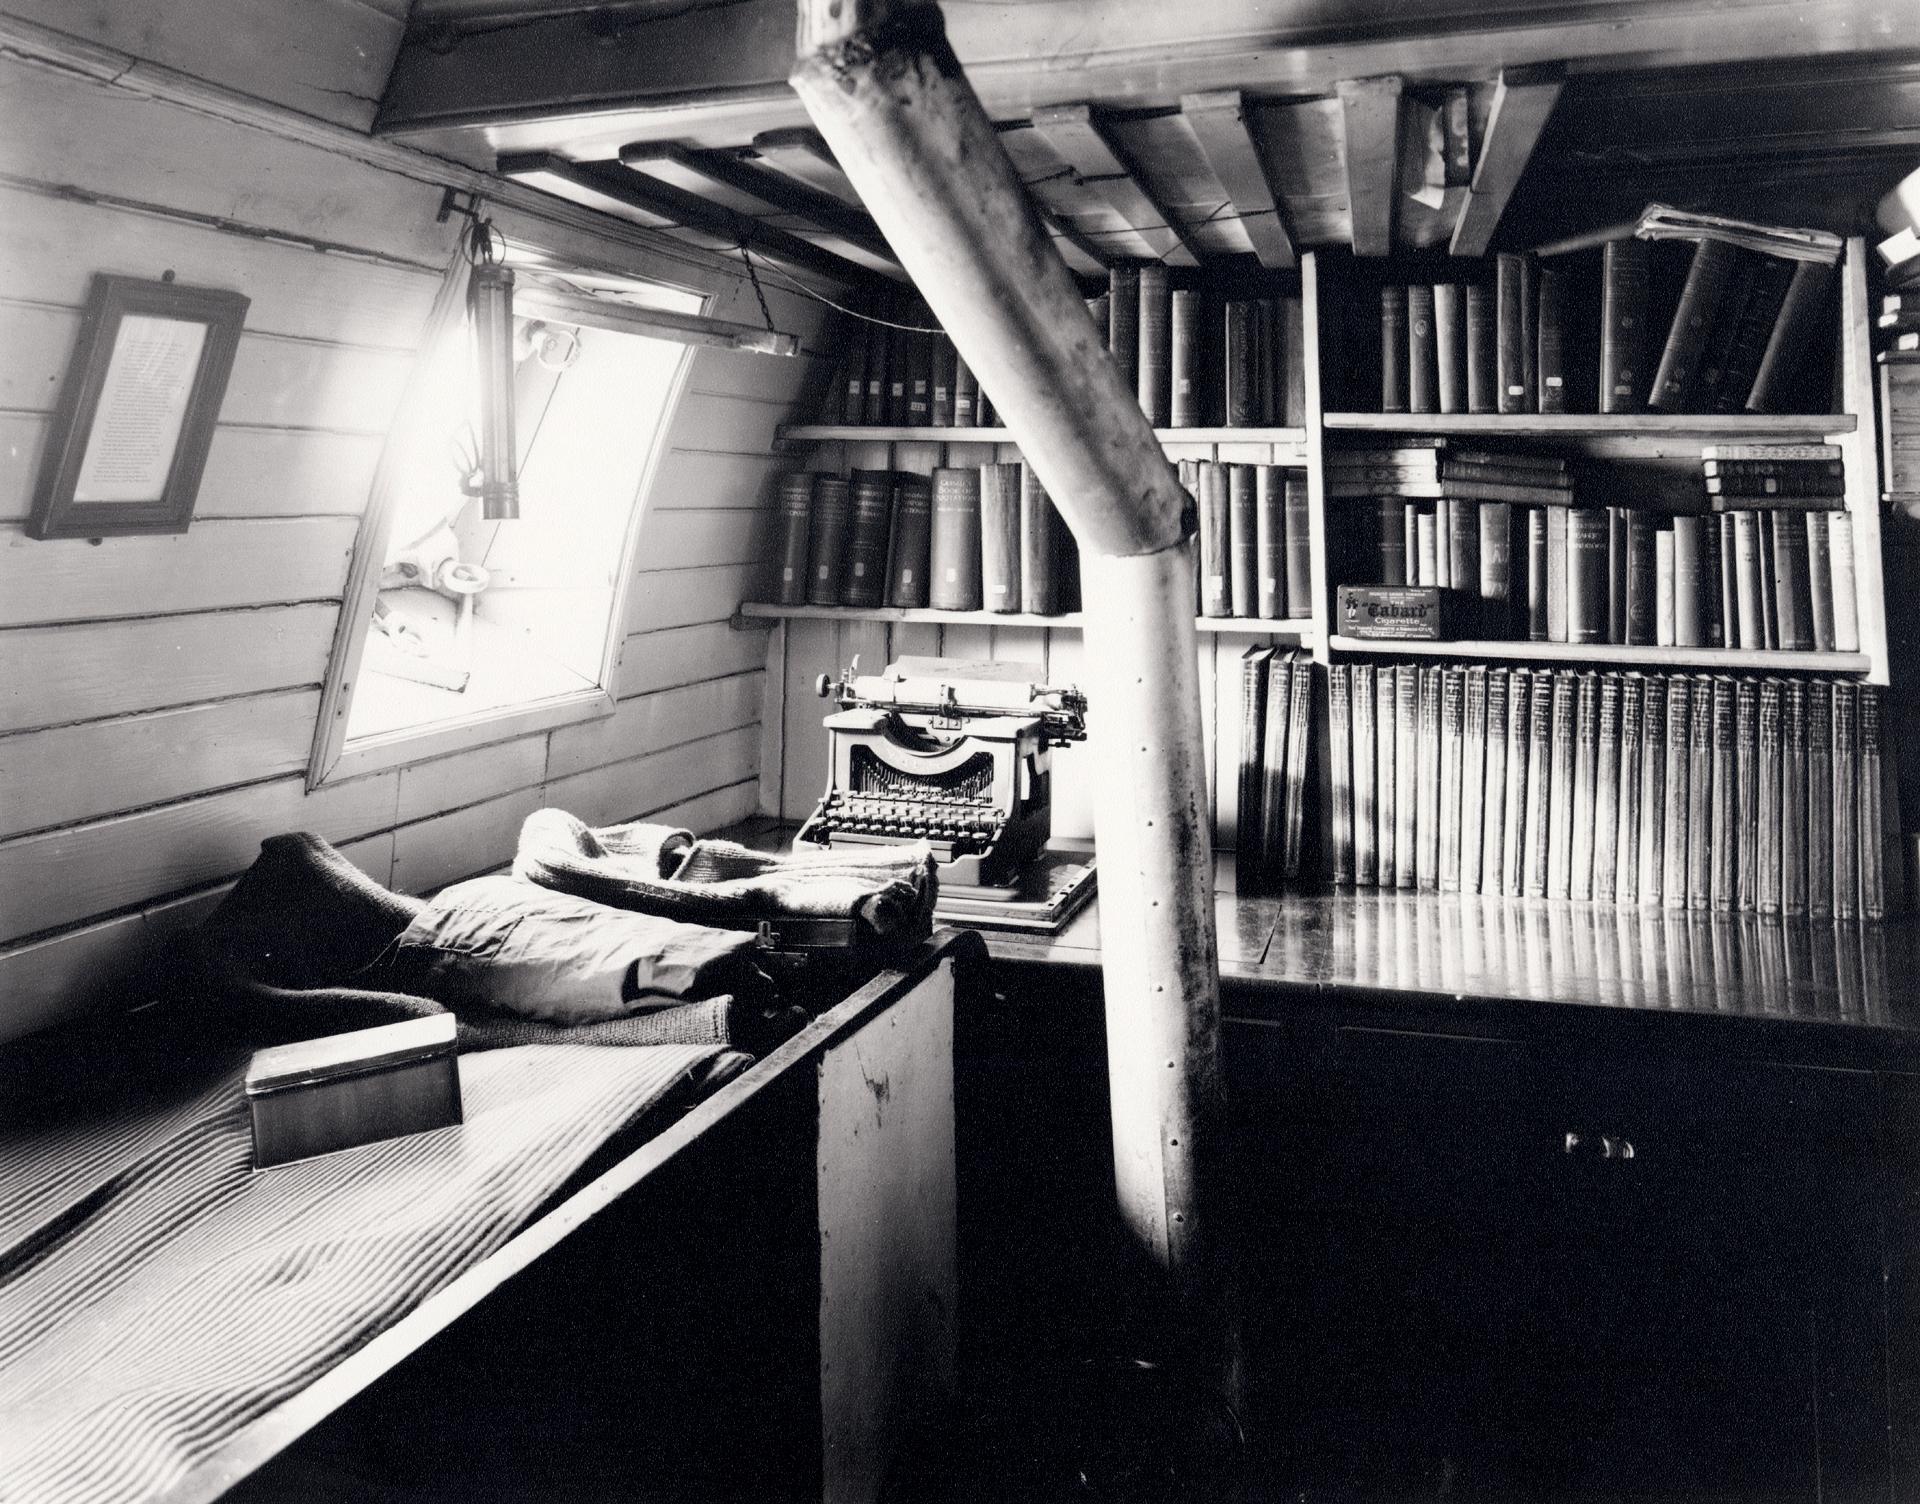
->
[7,2,1920,1501]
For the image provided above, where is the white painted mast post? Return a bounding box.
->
[791,0,1229,1396]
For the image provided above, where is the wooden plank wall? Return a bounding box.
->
[0,52,830,1044]
[760,436,1301,847]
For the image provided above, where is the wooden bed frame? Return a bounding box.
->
[160,929,987,1504]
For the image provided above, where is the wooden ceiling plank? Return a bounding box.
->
[1029,102,1200,267]
[1336,75,1404,257]
[1449,67,1565,257]
[749,128,862,207]
[1180,89,1296,269]
[1040,208,1112,277]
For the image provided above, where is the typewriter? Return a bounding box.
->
[795,656,1089,901]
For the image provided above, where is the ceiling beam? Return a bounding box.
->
[1449,67,1565,257]
[1028,102,1200,267]
[1336,75,1404,257]
[617,140,905,278]
[1179,89,1296,269]
[748,128,862,206]
[498,152,868,285]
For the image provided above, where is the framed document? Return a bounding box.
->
[27,275,250,539]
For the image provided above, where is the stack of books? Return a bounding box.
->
[817,295,996,429]
[1178,460,1313,621]
[1229,647,1318,890]
[1327,662,1889,919]
[1878,294,1920,502]
[768,463,1080,615]
[1101,265,1305,429]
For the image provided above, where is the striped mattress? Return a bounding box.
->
[0,1041,728,1504]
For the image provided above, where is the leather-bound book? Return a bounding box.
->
[1614,673,1643,905]
[1735,678,1760,912]
[1281,654,1315,880]
[1599,237,1653,413]
[1569,672,1600,901]
[1495,253,1528,414]
[1380,286,1409,413]
[1229,464,1259,617]
[1770,511,1814,650]
[1662,675,1692,910]
[1535,264,1570,413]
[1480,667,1510,894]
[1649,239,1742,411]
[1521,255,1540,411]
[1330,662,1355,887]
[884,471,934,608]
[1459,665,1489,894]
[1746,259,1836,413]
[978,461,1022,614]
[1546,671,1578,900]
[1171,289,1203,427]
[1439,667,1465,893]
[1654,528,1676,646]
[1592,673,1622,903]
[975,385,995,429]
[1257,298,1280,424]
[1715,513,1738,647]
[1198,461,1233,617]
[1805,509,1835,650]
[1282,295,1308,424]
[906,318,934,426]
[1669,514,1707,647]
[771,472,814,606]
[1805,679,1834,919]
[1781,679,1809,917]
[805,472,853,606]
[1019,463,1065,615]
[1434,283,1467,414]
[1829,511,1859,651]
[1377,498,1408,586]
[1685,675,1713,910]
[864,319,890,424]
[1284,473,1312,619]
[1859,686,1885,920]
[1108,264,1140,394]
[1138,264,1172,425]
[1527,507,1550,641]
[1831,681,1859,920]
[840,468,896,607]
[1522,668,1554,898]
[1256,465,1288,620]
[885,320,910,425]
[930,334,956,427]
[1417,665,1443,892]
[1377,664,1399,888]
[952,353,977,428]
[1625,511,1659,645]
[1236,645,1274,891]
[834,320,868,423]
[1224,301,1258,425]
[1547,506,1573,642]
[927,466,983,610]
[1395,664,1420,890]
[1354,662,1378,887]
[1755,678,1783,916]
[1638,676,1667,906]
[1466,282,1497,413]
[1607,506,1630,644]
[1407,284,1439,414]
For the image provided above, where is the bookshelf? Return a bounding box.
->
[1326,636,1870,673]
[1322,411,1854,437]
[737,601,1315,638]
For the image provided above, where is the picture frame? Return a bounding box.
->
[26,274,251,539]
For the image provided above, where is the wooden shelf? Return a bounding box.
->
[778,424,1308,446]
[1323,412,1855,437]
[1327,635,1871,672]
[736,602,1315,638]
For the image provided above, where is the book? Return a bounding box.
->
[1701,461,1846,496]
[1806,679,1834,919]
[1374,497,1408,587]
[1535,263,1570,414]
[1282,653,1315,879]
[1716,513,1739,652]
[1527,507,1550,641]
[1830,511,1859,652]
[1330,662,1354,886]
[1607,507,1630,645]
[1730,509,1765,648]
[1460,665,1488,895]
[1255,299,1278,425]
[1592,673,1621,902]
[1439,667,1465,892]
[906,322,932,425]
[1229,464,1259,617]
[1108,264,1140,395]
[771,472,814,606]
[1654,528,1676,647]
[1614,675,1643,905]
[1806,509,1835,651]
[1444,497,1478,606]
[1546,506,1570,642]
[1686,676,1714,910]
[1734,678,1759,912]
[1860,686,1885,919]
[1546,671,1578,900]
[1466,282,1497,413]
[1479,668,1509,894]
[977,462,1022,613]
[1138,264,1172,426]
[841,468,896,607]
[1018,464,1064,615]
[1662,675,1692,910]
[1569,672,1599,900]
[1520,669,1550,897]
[1495,253,1528,413]
[1170,289,1202,427]
[1225,300,1258,424]
[1522,255,1540,412]
[1832,680,1858,921]
[1282,296,1308,425]
[1198,462,1232,618]
[931,335,955,427]
[1639,675,1667,905]
[1258,649,1294,884]
[1747,259,1837,412]
[1408,284,1439,414]
[1256,466,1288,620]
[1700,513,1724,647]
[1757,678,1783,916]
[1625,511,1658,646]
[1353,663,1378,888]
[1284,474,1313,620]
[1379,664,1401,888]
[953,353,977,427]
[885,471,934,608]
[1649,238,1742,411]
[1670,514,1707,647]
[1236,646,1274,891]
[1380,286,1409,412]
[1770,511,1814,650]
[1781,680,1809,916]
[1393,660,1420,888]
[1504,669,1534,898]
[1566,509,1609,644]
[1434,282,1467,414]
[1479,501,1515,636]
[928,467,983,610]
[1417,665,1443,891]
[804,472,853,607]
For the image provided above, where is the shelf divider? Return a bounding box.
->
[735,601,1316,638]
[1326,635,1871,673]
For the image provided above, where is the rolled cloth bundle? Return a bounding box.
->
[513,810,938,950]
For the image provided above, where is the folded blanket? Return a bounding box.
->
[513,809,938,951]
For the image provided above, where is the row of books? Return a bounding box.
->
[1228,647,1318,891]
[1375,230,1836,416]
[1881,295,1920,496]
[1324,663,1889,919]
[1339,499,1860,651]
[1095,266,1306,428]
[1176,461,1312,622]
[769,464,1079,615]
[818,297,1000,429]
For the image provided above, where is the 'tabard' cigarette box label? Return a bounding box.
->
[1338,585,1458,639]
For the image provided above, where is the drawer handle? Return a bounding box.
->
[1563,1131,1637,1162]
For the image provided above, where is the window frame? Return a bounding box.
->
[307,242,705,789]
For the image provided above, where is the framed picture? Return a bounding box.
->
[26,274,251,539]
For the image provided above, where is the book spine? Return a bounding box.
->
[1480,668,1509,893]
[1380,286,1409,413]
[1257,298,1280,426]
[1258,652,1293,880]
[1138,264,1172,426]
[1535,263,1569,414]
[1256,466,1288,619]
[1380,665,1402,888]
[1662,675,1692,909]
[1691,254,1756,414]
[952,354,977,428]
[1527,507,1550,641]
[1701,511,1724,647]
[1496,253,1528,414]
[977,462,1023,613]
[1829,511,1859,652]
[931,334,955,427]
[840,468,897,608]
[1565,509,1609,644]
[1229,464,1259,618]
[1198,462,1232,618]
[1746,259,1836,413]
[1592,673,1621,902]
[1544,671,1576,898]
[1439,666,1465,892]
[1569,672,1600,900]
[1417,665,1443,891]
[1806,679,1834,919]
[1170,289,1202,427]
[1781,679,1809,916]
[1466,282,1498,414]
[1479,501,1514,636]
[1235,648,1272,891]
[805,472,853,606]
[1770,511,1814,651]
[1686,675,1714,910]
[866,320,890,423]
[1225,300,1257,425]
[1408,284,1439,414]
[839,320,869,424]
[1716,513,1739,650]
[1860,686,1885,919]
[927,466,983,610]
[1731,510,1765,649]
[1735,677,1759,911]
[1283,474,1312,619]
[1282,295,1308,425]
[1108,264,1140,395]
[1417,508,1439,589]
[1331,663,1354,886]
[1433,499,1454,590]
[772,472,814,606]
[1805,509,1835,651]
[1607,506,1630,646]
[1757,678,1783,916]
[1546,506,1570,642]
[1354,663,1378,887]
[1654,528,1676,647]
[1376,497,1408,587]
[1017,464,1061,615]
[1625,511,1658,646]
[1459,665,1488,894]
[1502,669,1532,897]
[1649,238,1741,412]
[1832,680,1859,921]
[1615,675,1643,904]
[1756,513,1778,648]
[907,324,933,426]
[885,321,910,424]
[1521,254,1539,412]
[1443,497,1476,615]
[885,472,934,608]
[1712,254,1796,412]
[1670,514,1706,647]
[1639,675,1667,905]
[1433,282,1467,414]
[1282,654,1315,879]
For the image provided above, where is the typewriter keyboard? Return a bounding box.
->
[817,790,1005,849]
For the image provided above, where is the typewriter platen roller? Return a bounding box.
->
[795,657,1087,897]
